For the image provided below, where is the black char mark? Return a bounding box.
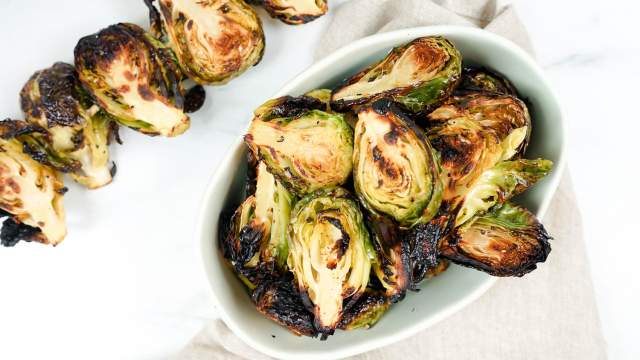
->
[263,96,324,121]
[407,216,448,286]
[183,85,206,113]
[252,273,318,338]
[322,216,350,268]
[0,211,41,247]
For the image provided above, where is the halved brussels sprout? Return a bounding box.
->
[456,66,517,96]
[331,36,461,113]
[367,214,411,300]
[262,0,328,25]
[219,162,294,288]
[353,99,442,228]
[406,215,448,285]
[0,123,67,246]
[245,99,353,195]
[455,158,552,226]
[338,290,390,330]
[427,93,532,205]
[288,187,374,334]
[74,23,189,137]
[20,62,116,189]
[441,202,551,277]
[145,0,265,85]
[252,273,318,337]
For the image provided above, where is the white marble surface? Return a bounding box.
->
[0,0,637,359]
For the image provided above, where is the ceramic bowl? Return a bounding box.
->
[198,25,566,360]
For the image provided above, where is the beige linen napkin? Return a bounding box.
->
[177,1,607,359]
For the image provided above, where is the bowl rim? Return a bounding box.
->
[197,25,567,360]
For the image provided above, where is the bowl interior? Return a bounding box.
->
[199,26,565,360]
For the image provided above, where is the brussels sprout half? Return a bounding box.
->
[145,0,265,85]
[262,0,328,25]
[252,273,318,337]
[456,66,518,96]
[0,123,67,246]
[427,93,532,206]
[219,162,294,289]
[331,36,461,113]
[338,290,390,330]
[288,187,375,334]
[455,158,552,226]
[74,23,189,137]
[245,98,353,196]
[353,99,442,228]
[441,202,551,277]
[20,62,116,189]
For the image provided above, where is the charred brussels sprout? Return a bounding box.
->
[0,123,67,246]
[455,159,552,226]
[220,162,294,288]
[427,93,532,205]
[262,0,328,25]
[441,202,551,277]
[288,187,374,334]
[145,0,265,85]
[245,98,353,195]
[353,100,442,228]
[20,62,116,189]
[338,290,390,330]
[74,23,189,137]
[331,36,461,113]
[456,66,517,96]
[367,214,411,300]
[252,273,318,337]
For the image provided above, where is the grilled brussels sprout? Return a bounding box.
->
[338,290,390,330]
[353,100,442,228]
[20,62,116,189]
[456,66,517,96]
[262,0,328,25]
[455,159,552,226]
[74,23,189,137]
[427,93,532,205]
[252,273,318,337]
[367,214,410,300]
[0,123,67,246]
[406,215,448,285]
[220,162,294,288]
[331,36,461,113]
[288,187,374,334]
[245,99,353,195]
[441,202,551,277]
[145,0,265,85]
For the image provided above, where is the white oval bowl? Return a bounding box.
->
[198,26,566,360]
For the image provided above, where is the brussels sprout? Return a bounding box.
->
[427,93,532,205]
[252,273,318,337]
[331,36,461,113]
[220,162,294,288]
[262,0,328,25]
[338,290,390,330]
[0,123,67,246]
[20,62,116,189]
[288,187,374,334]
[367,214,411,300]
[405,215,448,285]
[353,99,442,228]
[456,66,517,96]
[74,23,189,137]
[441,202,551,277]
[245,100,353,195]
[455,159,552,226]
[145,0,265,85]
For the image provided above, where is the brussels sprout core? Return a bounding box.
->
[332,36,461,113]
[353,100,442,228]
[288,187,374,333]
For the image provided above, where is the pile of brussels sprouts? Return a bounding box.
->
[0,0,329,247]
[220,36,553,339]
